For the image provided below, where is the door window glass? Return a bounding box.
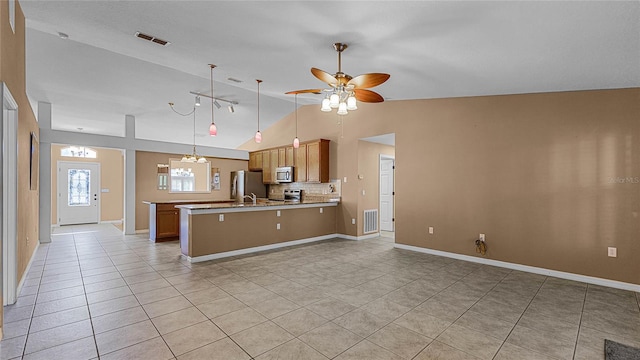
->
[68,169,91,206]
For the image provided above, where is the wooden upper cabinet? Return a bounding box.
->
[295,144,307,182]
[249,152,262,171]
[270,149,279,183]
[285,147,294,167]
[306,139,330,183]
[262,150,271,183]
[250,139,329,184]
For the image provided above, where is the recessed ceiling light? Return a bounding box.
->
[58,32,69,39]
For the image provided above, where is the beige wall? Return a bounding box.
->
[357,141,395,232]
[136,151,248,231]
[51,145,124,225]
[1,0,40,331]
[240,88,640,285]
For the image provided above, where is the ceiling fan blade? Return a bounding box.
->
[311,68,338,86]
[285,89,324,95]
[347,73,390,89]
[354,89,384,103]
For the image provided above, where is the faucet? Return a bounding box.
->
[243,193,257,205]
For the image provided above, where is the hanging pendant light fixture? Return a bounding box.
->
[208,64,217,137]
[169,98,206,163]
[293,94,300,149]
[255,79,263,143]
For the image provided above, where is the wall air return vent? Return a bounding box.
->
[134,31,171,46]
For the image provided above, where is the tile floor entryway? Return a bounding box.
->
[1,224,639,360]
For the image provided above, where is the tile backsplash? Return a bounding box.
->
[269,179,341,201]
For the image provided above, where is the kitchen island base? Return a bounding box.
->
[178,202,338,262]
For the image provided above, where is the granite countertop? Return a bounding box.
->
[142,199,235,205]
[175,199,339,210]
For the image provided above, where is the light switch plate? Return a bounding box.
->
[428,227,434,234]
[276,210,281,217]
[608,247,617,257]
[320,208,323,214]
[352,218,356,225]
[219,214,224,222]
[276,223,280,230]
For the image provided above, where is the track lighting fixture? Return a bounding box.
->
[195,96,201,107]
[213,100,221,109]
[228,105,235,113]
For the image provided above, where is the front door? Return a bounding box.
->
[58,161,100,225]
[380,158,395,232]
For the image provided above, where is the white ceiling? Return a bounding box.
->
[21,1,640,149]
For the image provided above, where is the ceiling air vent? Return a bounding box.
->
[134,31,171,46]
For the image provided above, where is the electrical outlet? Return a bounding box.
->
[608,247,617,257]
[219,214,224,222]
[276,223,280,230]
[319,208,323,214]
[343,177,347,183]
[362,190,366,196]
[352,218,356,225]
[479,233,486,242]
[428,227,434,234]
[276,210,281,217]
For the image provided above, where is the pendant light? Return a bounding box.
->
[254,79,263,143]
[168,100,205,163]
[208,64,217,136]
[293,94,300,149]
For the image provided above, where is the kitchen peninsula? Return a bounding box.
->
[176,201,338,262]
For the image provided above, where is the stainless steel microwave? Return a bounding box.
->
[275,166,294,183]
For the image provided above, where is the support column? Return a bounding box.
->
[38,102,52,243]
[124,115,136,235]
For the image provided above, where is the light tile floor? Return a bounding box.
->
[1,224,639,360]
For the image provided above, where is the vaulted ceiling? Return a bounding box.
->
[21,1,640,149]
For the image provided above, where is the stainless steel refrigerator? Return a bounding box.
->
[230,171,266,202]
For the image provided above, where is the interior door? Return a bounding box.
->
[58,161,100,225]
[380,158,395,232]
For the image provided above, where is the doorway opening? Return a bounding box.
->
[2,83,18,306]
[380,155,395,236]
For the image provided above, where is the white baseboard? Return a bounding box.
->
[338,233,380,241]
[187,234,338,263]
[394,243,640,293]
[16,242,40,298]
[100,220,123,224]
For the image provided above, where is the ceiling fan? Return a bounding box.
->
[286,43,390,115]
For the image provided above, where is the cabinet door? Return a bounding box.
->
[307,141,321,183]
[295,144,307,182]
[270,149,279,183]
[262,150,271,183]
[156,210,179,238]
[306,139,330,183]
[249,152,262,171]
[285,147,294,166]
[278,148,286,167]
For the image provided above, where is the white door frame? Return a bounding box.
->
[2,83,18,306]
[57,161,101,226]
[379,154,395,232]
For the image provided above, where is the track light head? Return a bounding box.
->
[228,105,234,113]
[195,96,201,107]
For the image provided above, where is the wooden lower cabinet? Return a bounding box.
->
[156,205,180,239]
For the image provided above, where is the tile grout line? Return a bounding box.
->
[571,284,589,360]
[75,232,103,360]
[18,243,49,359]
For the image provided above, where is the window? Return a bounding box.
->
[68,169,91,206]
[61,146,97,158]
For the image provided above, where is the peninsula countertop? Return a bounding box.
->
[175,200,339,214]
[142,199,235,205]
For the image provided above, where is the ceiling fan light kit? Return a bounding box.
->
[288,42,389,116]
